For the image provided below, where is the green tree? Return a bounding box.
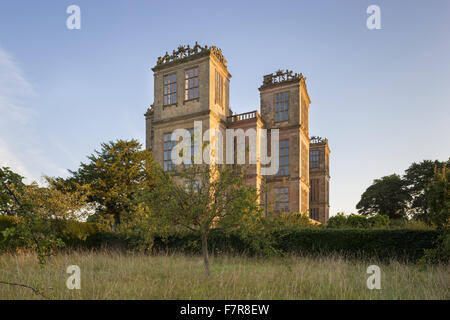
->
[60,139,161,226]
[0,167,26,216]
[356,174,410,219]
[424,164,450,228]
[1,168,87,264]
[403,159,449,220]
[143,165,266,276]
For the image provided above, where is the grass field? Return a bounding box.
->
[0,251,448,300]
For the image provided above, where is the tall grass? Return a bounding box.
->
[0,250,448,300]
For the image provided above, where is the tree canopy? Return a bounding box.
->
[357,159,449,222]
[403,159,449,219]
[356,174,410,219]
[59,139,161,225]
[424,164,450,228]
[142,165,266,275]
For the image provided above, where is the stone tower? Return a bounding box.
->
[309,137,330,222]
[145,43,231,168]
[145,44,331,223]
[258,71,311,213]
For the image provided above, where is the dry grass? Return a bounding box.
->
[0,250,448,300]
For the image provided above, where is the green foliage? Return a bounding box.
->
[0,167,26,216]
[0,215,21,231]
[0,167,88,264]
[326,213,389,229]
[273,228,438,261]
[151,228,438,261]
[268,212,318,230]
[59,220,104,246]
[59,139,161,226]
[424,164,450,228]
[357,174,410,219]
[116,204,155,252]
[388,219,435,230]
[357,159,449,224]
[1,216,440,262]
[6,215,66,265]
[403,159,449,220]
[418,229,450,265]
[142,165,270,274]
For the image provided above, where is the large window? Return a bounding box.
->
[215,70,223,106]
[225,79,229,108]
[275,92,289,122]
[275,188,289,211]
[310,150,320,168]
[185,68,199,100]
[278,139,289,176]
[310,179,319,202]
[185,128,195,168]
[163,73,177,105]
[163,133,175,171]
[310,208,319,221]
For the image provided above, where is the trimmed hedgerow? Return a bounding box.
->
[271,228,438,261]
[150,228,438,261]
[0,216,439,261]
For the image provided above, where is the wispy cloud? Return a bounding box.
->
[0,46,36,181]
[0,137,35,181]
[0,46,35,125]
[0,45,67,183]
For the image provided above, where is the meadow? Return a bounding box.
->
[0,251,448,300]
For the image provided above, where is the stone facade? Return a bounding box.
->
[145,43,330,223]
[309,137,330,223]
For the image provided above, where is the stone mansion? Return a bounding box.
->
[145,43,330,223]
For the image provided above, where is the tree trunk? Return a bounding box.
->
[201,233,210,276]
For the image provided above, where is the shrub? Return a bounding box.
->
[0,215,22,231]
[367,214,390,228]
[268,212,318,230]
[326,213,389,229]
[0,215,23,249]
[274,228,438,261]
[59,220,104,247]
[325,213,347,228]
[153,228,438,261]
[0,216,440,262]
[419,229,450,264]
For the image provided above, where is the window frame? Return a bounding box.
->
[310,179,319,202]
[275,187,289,212]
[215,70,224,107]
[310,208,319,221]
[163,133,175,171]
[277,139,289,176]
[184,67,199,101]
[163,73,177,106]
[310,150,320,169]
[275,92,289,122]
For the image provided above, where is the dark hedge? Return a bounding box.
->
[0,216,439,261]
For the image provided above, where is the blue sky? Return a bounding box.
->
[0,0,449,215]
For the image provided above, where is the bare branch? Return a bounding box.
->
[0,281,51,299]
